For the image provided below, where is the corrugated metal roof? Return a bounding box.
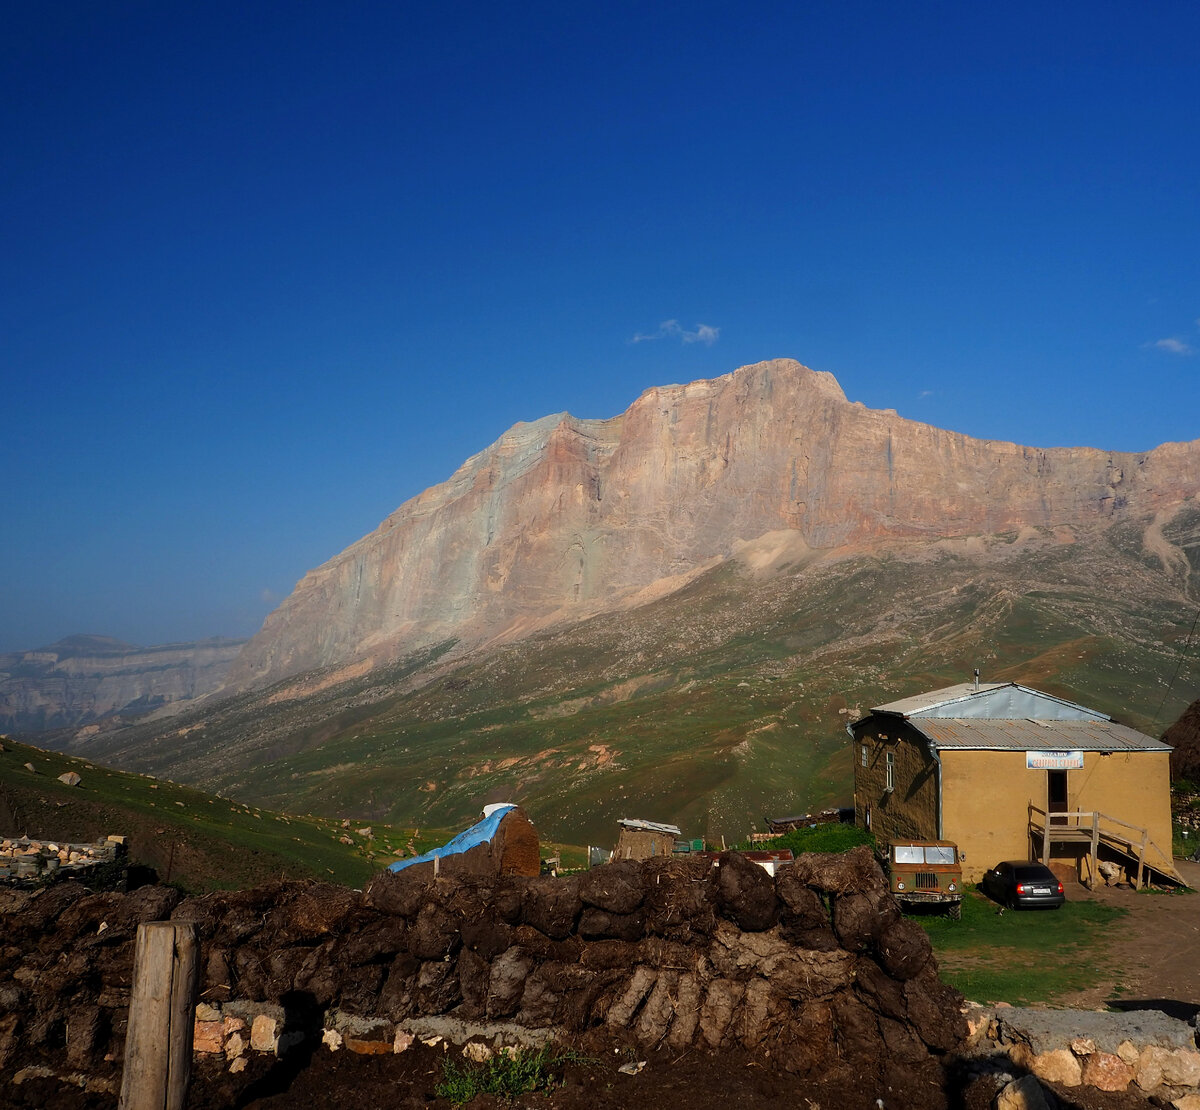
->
[870,682,1007,716]
[912,718,1170,752]
[867,682,1107,722]
[618,818,681,836]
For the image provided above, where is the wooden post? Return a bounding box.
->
[118,922,199,1110]
[1089,817,1099,889]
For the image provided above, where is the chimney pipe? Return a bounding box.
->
[973,667,980,691]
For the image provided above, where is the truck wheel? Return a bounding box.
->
[949,902,962,921]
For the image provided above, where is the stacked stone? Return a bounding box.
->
[0,847,966,1100]
[0,837,120,882]
[966,1004,1200,1102]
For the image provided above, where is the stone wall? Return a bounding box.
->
[965,1004,1200,1103]
[0,848,965,1100]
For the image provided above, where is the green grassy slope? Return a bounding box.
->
[53,522,1200,851]
[0,737,445,891]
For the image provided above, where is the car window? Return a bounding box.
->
[1013,866,1048,881]
[925,846,955,865]
[893,846,924,864]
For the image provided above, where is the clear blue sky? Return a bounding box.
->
[2,2,1198,652]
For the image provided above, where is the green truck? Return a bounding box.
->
[886,839,963,919]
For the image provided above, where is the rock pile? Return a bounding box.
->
[0,847,966,1103]
[0,836,124,882]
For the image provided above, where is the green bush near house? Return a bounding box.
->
[735,822,875,856]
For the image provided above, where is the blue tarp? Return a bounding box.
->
[388,804,517,873]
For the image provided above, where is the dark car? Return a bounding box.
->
[981,860,1065,909]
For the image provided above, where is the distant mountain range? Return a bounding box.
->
[18,359,1200,844]
[0,635,244,732]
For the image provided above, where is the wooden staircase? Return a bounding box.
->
[1028,804,1182,889]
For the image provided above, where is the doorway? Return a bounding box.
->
[1048,770,1069,825]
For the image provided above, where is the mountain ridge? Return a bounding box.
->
[228,357,1200,693]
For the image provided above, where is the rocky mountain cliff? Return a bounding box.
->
[1166,697,1200,783]
[0,635,245,733]
[229,358,1200,693]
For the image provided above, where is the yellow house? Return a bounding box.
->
[850,681,1178,885]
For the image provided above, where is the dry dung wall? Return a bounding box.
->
[0,847,965,1098]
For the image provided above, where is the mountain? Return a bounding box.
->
[0,635,245,733]
[52,358,1200,846]
[228,358,1200,694]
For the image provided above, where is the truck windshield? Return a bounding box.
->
[893,845,956,865]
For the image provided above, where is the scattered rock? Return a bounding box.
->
[995,1075,1053,1110]
[249,1014,278,1053]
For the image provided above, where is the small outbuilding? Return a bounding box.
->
[610,818,680,861]
[850,680,1178,886]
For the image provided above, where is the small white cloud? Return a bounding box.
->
[1153,337,1195,355]
[918,389,934,398]
[632,319,720,346]
[260,588,281,605]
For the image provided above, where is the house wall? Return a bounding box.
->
[939,749,1174,882]
[613,829,676,860]
[852,720,940,847]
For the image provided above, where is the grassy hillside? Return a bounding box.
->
[0,737,447,891]
[47,522,1200,851]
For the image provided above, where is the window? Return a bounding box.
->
[861,744,868,768]
[885,750,894,792]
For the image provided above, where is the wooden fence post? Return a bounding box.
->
[118,922,199,1110]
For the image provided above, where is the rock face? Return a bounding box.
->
[0,635,245,732]
[1166,698,1200,783]
[228,358,1200,691]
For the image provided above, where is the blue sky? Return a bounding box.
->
[2,2,1198,651]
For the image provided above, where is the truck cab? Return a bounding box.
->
[886,839,963,919]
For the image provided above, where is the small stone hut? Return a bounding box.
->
[611,818,679,861]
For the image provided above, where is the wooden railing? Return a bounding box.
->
[1028,805,1177,889]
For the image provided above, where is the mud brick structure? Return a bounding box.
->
[0,847,966,1102]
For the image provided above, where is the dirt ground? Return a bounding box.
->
[1056,857,1200,1017]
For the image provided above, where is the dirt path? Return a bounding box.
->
[1056,858,1200,1015]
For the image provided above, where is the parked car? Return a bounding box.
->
[885,839,963,919]
[981,860,1065,909]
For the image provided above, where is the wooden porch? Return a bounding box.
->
[1028,804,1181,889]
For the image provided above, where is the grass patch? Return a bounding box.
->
[436,1045,580,1104]
[917,887,1126,1005]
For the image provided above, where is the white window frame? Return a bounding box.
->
[885,750,894,792]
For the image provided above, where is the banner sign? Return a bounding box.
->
[1026,750,1084,770]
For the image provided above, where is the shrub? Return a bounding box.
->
[736,823,875,856]
[436,1045,578,1104]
